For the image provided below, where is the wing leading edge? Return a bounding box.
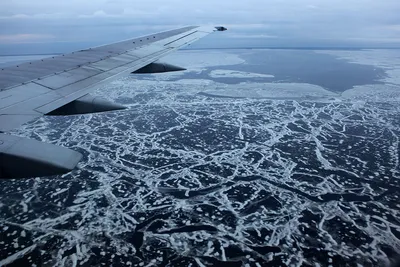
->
[0,26,226,179]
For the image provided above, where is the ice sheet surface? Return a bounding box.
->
[1,49,400,266]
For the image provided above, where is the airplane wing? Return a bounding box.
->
[0,26,227,179]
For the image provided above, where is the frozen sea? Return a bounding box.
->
[1,49,400,266]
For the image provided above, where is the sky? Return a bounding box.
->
[1,0,400,54]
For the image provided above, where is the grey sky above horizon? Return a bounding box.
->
[1,0,400,54]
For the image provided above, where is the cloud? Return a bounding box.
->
[345,37,400,43]
[306,5,319,9]
[227,34,278,39]
[0,0,400,51]
[0,13,70,20]
[384,24,400,32]
[78,10,116,18]
[0,34,55,44]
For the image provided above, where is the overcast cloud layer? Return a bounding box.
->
[1,0,400,54]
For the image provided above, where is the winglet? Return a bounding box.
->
[215,26,228,31]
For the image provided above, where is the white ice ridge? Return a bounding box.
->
[342,84,400,102]
[203,81,336,99]
[100,79,336,103]
[209,70,274,79]
[0,244,37,266]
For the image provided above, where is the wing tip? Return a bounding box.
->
[215,26,228,31]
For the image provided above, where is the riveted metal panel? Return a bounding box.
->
[90,57,130,71]
[54,72,111,97]
[34,66,103,90]
[112,53,140,62]
[95,26,197,53]
[0,52,121,90]
[3,90,61,115]
[18,56,78,73]
[133,46,171,61]
[58,52,111,66]
[0,75,26,90]
[0,83,53,110]
[24,59,87,74]
[164,31,210,48]
[0,68,44,83]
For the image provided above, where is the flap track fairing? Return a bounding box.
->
[132,62,186,74]
[47,94,126,116]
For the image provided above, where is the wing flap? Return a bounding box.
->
[89,57,133,71]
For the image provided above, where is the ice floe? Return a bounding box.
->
[209,69,274,79]
[202,82,336,99]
